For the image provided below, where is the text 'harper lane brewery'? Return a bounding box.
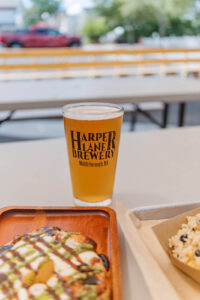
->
[70,130,116,161]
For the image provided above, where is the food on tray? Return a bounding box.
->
[168,213,200,270]
[0,227,110,299]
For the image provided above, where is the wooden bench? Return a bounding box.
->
[0,47,200,81]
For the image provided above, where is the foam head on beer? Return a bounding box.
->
[63,104,123,120]
[63,103,123,206]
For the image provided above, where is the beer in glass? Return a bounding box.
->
[63,102,123,206]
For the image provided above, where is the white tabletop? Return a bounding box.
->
[1,126,200,299]
[1,76,200,110]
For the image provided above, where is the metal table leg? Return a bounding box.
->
[162,103,169,128]
[130,104,137,131]
[178,103,186,127]
[0,111,15,125]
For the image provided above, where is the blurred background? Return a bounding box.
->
[2,0,200,46]
[1,0,200,142]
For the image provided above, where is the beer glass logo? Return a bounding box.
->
[70,130,116,166]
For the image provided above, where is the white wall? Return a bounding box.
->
[142,35,200,48]
[0,10,15,25]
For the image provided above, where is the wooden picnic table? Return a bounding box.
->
[1,126,200,299]
[1,76,200,126]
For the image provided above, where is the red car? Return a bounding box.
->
[0,26,81,48]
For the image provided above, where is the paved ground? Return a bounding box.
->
[0,101,200,142]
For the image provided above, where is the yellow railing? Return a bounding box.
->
[1,47,200,57]
[0,47,200,80]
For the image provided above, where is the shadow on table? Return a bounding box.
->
[118,228,152,300]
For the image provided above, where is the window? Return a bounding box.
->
[15,29,29,34]
[47,29,60,36]
[35,29,49,35]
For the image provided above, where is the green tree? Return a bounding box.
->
[87,0,159,42]
[93,0,123,29]
[85,0,197,42]
[166,18,196,36]
[121,0,196,36]
[124,4,159,42]
[23,0,61,26]
[84,0,200,43]
[82,15,109,42]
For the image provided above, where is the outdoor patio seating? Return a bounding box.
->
[0,48,200,81]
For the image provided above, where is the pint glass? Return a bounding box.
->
[63,103,123,206]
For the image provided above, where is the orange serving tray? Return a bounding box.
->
[0,206,122,300]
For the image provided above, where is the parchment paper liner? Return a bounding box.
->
[153,207,200,284]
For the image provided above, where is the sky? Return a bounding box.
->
[22,0,93,15]
[64,0,93,15]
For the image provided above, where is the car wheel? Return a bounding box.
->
[9,42,23,48]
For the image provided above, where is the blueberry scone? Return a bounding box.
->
[0,227,110,299]
[169,213,200,270]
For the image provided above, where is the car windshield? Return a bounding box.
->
[47,29,60,36]
[35,29,60,35]
[14,29,29,33]
[35,29,48,35]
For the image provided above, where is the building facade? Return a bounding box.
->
[0,0,19,31]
